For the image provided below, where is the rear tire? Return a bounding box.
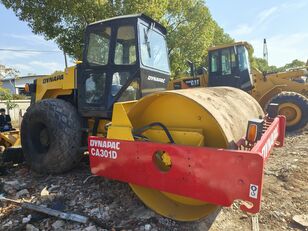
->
[267,92,308,132]
[21,99,82,174]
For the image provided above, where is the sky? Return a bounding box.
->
[0,4,73,77]
[0,1,308,76]
[206,0,308,66]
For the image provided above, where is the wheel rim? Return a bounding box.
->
[30,122,50,153]
[278,103,302,126]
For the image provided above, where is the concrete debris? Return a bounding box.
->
[4,180,20,188]
[3,220,13,227]
[90,207,100,216]
[16,189,30,198]
[144,223,151,231]
[83,225,98,231]
[22,214,32,223]
[293,214,308,227]
[0,131,307,230]
[40,186,50,196]
[48,184,60,192]
[26,224,39,231]
[52,219,65,230]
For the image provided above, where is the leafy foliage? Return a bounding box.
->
[0,64,19,110]
[1,0,233,75]
[0,64,19,79]
[253,58,306,73]
[283,59,306,70]
[0,86,17,110]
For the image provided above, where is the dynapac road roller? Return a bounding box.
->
[22,14,286,221]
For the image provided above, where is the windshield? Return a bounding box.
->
[237,45,250,72]
[139,23,170,73]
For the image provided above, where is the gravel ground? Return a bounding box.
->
[0,129,307,231]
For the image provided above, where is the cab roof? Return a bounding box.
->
[88,14,167,35]
[208,41,250,51]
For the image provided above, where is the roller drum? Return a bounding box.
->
[122,87,264,221]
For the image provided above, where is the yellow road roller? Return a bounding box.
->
[22,14,286,221]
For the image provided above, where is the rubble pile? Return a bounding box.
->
[0,130,307,231]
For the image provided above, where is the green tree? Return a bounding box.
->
[0,64,19,79]
[282,59,305,70]
[0,86,17,111]
[253,57,306,74]
[253,57,279,73]
[1,0,231,75]
[211,21,234,46]
[0,64,19,111]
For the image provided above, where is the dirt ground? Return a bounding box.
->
[0,129,307,231]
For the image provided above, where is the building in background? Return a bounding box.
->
[1,75,46,95]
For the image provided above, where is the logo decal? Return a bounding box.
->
[147,76,166,83]
[89,140,120,159]
[42,74,64,84]
[261,127,278,158]
[249,184,259,199]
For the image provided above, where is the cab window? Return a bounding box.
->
[211,51,219,72]
[139,23,170,73]
[111,72,138,101]
[85,73,106,104]
[221,49,231,75]
[86,27,111,65]
[114,26,137,64]
[237,45,249,71]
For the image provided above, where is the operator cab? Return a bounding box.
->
[208,42,253,91]
[77,14,170,118]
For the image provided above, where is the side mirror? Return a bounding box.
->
[201,67,207,74]
[196,67,207,75]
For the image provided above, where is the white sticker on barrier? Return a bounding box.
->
[249,184,259,199]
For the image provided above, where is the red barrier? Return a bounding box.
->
[89,116,286,214]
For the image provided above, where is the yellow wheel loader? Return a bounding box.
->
[22,15,285,221]
[0,130,23,164]
[169,41,308,131]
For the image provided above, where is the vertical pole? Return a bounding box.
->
[64,51,68,68]
[263,39,268,64]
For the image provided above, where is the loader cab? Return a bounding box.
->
[208,42,253,91]
[77,14,170,118]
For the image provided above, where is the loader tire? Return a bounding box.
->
[21,99,82,174]
[268,92,308,132]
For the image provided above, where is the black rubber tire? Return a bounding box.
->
[21,99,82,174]
[267,92,308,132]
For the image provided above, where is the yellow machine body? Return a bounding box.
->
[251,68,308,107]
[0,130,21,148]
[34,66,76,102]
